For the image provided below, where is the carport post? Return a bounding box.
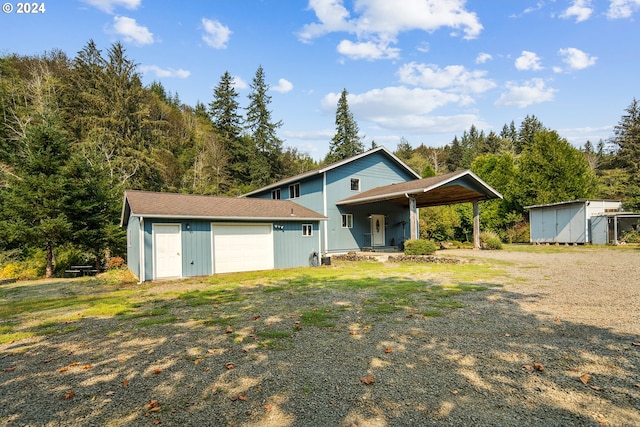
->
[408,195,418,240]
[473,201,480,249]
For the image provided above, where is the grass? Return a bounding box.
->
[0,258,508,346]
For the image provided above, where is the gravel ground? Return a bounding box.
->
[1,247,639,426]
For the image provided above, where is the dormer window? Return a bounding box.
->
[271,188,281,199]
[350,178,360,191]
[289,183,300,198]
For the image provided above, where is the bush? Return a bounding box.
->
[480,230,503,250]
[0,248,46,280]
[620,230,640,243]
[404,239,438,255]
[53,244,96,276]
[505,222,530,244]
[106,256,126,269]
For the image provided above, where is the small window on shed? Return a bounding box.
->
[350,178,360,191]
[289,183,300,198]
[302,224,313,237]
[271,188,281,199]
[341,214,353,228]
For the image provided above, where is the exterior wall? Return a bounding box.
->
[590,215,609,245]
[132,217,321,281]
[273,222,321,268]
[126,214,141,280]
[529,203,587,243]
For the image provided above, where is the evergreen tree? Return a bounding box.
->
[326,89,364,163]
[611,98,640,179]
[446,136,465,171]
[245,65,284,183]
[516,115,545,154]
[394,137,413,161]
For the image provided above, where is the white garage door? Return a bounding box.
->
[212,223,274,274]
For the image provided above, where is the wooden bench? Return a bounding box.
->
[65,265,99,277]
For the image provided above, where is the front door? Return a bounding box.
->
[371,214,385,247]
[153,224,182,279]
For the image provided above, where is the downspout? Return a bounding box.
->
[323,172,328,253]
[139,217,145,284]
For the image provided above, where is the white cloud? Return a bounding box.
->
[299,0,483,60]
[232,75,248,90]
[558,47,597,70]
[272,78,294,93]
[397,62,496,93]
[201,18,232,49]
[515,50,543,71]
[560,0,593,22]
[495,78,556,108]
[475,52,493,64]
[111,16,154,45]
[81,0,140,14]
[337,39,400,60]
[139,65,190,79]
[607,0,640,18]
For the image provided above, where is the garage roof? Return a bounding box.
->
[336,170,502,207]
[121,190,327,226]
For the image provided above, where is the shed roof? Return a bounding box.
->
[336,170,503,207]
[524,199,621,210]
[121,190,327,226]
[243,146,421,197]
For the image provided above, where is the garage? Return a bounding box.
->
[212,223,274,274]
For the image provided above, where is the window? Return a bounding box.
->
[302,224,313,236]
[350,178,360,191]
[341,214,353,228]
[271,188,281,199]
[289,183,300,198]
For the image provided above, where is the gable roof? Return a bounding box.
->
[243,146,421,197]
[336,170,503,207]
[121,190,327,226]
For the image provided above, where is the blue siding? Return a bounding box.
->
[181,221,213,277]
[273,222,321,268]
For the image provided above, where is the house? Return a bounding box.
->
[121,147,503,281]
[525,199,622,244]
[121,191,326,282]
[245,147,502,253]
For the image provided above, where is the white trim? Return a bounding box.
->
[139,217,145,283]
[371,214,385,247]
[323,172,328,253]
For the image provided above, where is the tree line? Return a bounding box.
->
[0,40,638,278]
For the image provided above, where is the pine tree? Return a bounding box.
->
[611,98,640,179]
[326,89,364,163]
[516,115,545,154]
[245,66,284,183]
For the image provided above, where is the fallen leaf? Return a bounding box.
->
[264,404,272,411]
[4,367,16,372]
[122,379,129,387]
[153,369,162,375]
[533,362,545,372]
[238,394,247,401]
[504,333,511,337]
[580,373,591,384]
[59,367,69,373]
[406,314,414,318]
[69,362,79,367]
[146,400,160,411]
[153,419,161,425]
[43,357,54,363]
[450,389,459,395]
[194,358,202,365]
[349,330,358,335]
[360,374,374,385]
[82,364,92,370]
[384,348,393,354]
[522,365,533,371]
[106,391,115,396]
[225,362,235,370]
[590,385,603,391]
[64,391,75,399]
[225,326,234,334]
[252,315,261,321]
[597,420,607,425]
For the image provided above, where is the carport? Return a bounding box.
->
[336,170,503,249]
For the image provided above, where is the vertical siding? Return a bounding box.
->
[126,215,141,280]
[182,220,212,277]
[273,221,321,268]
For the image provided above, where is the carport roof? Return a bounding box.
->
[121,190,327,226]
[336,170,503,207]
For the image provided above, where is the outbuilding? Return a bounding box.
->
[590,212,640,245]
[121,190,326,282]
[525,199,622,244]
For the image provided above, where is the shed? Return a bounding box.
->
[121,190,326,282]
[590,213,640,245]
[525,199,622,244]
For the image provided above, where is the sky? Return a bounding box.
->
[1,0,639,159]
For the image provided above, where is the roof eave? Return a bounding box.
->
[127,213,327,221]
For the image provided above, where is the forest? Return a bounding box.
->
[1,41,639,279]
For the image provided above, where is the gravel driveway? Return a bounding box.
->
[1,246,639,426]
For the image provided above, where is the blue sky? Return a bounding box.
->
[2,0,639,159]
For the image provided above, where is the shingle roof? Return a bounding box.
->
[336,170,503,207]
[121,190,327,226]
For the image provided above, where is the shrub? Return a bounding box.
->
[505,222,530,244]
[107,256,126,269]
[404,239,438,255]
[620,230,640,243]
[480,230,503,250]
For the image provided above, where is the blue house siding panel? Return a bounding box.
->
[126,215,141,280]
[273,222,321,269]
[254,176,325,214]
[182,220,212,277]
